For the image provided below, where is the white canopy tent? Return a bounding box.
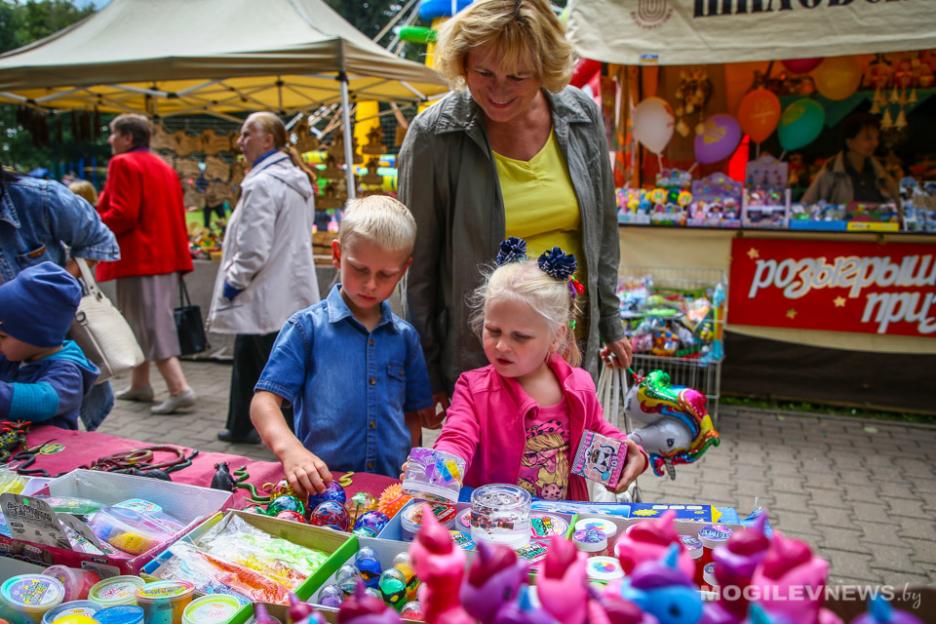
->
[568,0,936,66]
[0,0,449,196]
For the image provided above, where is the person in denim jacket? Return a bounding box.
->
[0,170,119,430]
[251,196,434,495]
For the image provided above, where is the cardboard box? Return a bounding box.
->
[144,509,356,623]
[0,469,232,575]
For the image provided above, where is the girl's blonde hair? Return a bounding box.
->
[68,180,97,206]
[470,259,582,367]
[435,0,573,92]
[244,112,317,188]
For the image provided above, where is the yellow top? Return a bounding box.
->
[495,130,585,283]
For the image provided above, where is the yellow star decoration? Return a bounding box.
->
[747,247,760,259]
[786,308,797,319]
[834,297,847,308]
[633,509,659,517]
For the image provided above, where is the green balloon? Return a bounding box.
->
[778,98,825,152]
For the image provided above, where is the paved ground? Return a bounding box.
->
[98,360,936,586]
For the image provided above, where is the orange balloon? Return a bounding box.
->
[738,88,781,144]
[814,56,862,101]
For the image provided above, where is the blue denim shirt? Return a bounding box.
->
[256,284,433,477]
[0,176,119,283]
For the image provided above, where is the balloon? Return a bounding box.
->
[782,58,822,74]
[632,97,675,155]
[738,88,781,144]
[693,114,742,165]
[813,56,862,101]
[778,98,826,151]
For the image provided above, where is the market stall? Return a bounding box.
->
[0,424,932,622]
[566,0,936,412]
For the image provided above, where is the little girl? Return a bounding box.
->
[433,238,647,501]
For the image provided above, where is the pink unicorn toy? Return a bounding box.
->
[709,514,772,622]
[749,533,842,624]
[615,510,696,579]
[461,541,530,623]
[536,536,589,624]
[409,504,473,624]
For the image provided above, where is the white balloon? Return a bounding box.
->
[632,97,675,155]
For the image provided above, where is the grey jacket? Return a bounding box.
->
[802,152,898,205]
[207,153,320,335]
[399,87,625,394]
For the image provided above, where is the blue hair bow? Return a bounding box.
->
[495,237,528,266]
[537,246,577,281]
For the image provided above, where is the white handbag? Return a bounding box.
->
[69,258,145,383]
[588,365,641,503]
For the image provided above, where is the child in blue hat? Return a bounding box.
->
[0,262,100,428]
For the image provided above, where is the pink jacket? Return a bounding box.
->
[434,354,647,501]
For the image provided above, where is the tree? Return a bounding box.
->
[0,1,100,173]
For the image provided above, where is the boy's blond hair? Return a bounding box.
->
[68,180,98,206]
[339,195,417,253]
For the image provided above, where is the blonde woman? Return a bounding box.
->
[399,0,632,414]
[208,112,320,443]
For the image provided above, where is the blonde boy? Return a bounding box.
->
[251,196,433,495]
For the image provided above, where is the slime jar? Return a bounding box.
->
[136,581,194,624]
[0,575,65,624]
[572,527,608,557]
[399,502,456,542]
[469,484,531,549]
[574,518,618,542]
[697,525,733,575]
[585,556,625,584]
[88,577,145,609]
[680,535,705,587]
[40,568,100,602]
[93,606,144,624]
[401,448,466,503]
[181,595,242,624]
[530,513,569,539]
[41,601,99,624]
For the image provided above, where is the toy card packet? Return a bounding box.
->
[570,431,628,488]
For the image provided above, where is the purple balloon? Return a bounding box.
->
[694,114,742,165]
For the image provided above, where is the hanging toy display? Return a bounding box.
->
[673,69,713,138]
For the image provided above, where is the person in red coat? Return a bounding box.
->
[96,114,197,414]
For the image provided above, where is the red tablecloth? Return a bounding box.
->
[22,425,396,508]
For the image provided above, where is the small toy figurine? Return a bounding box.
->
[354,511,390,537]
[317,584,344,608]
[338,581,401,624]
[851,595,923,624]
[536,537,589,624]
[309,501,350,531]
[210,462,236,491]
[378,568,408,610]
[336,564,363,596]
[592,588,657,624]
[391,552,421,601]
[711,514,771,622]
[460,541,530,623]
[354,547,383,589]
[749,533,836,624]
[399,601,425,621]
[615,511,696,579]
[620,544,703,624]
[409,504,473,624]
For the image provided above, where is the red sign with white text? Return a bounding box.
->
[729,238,936,337]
